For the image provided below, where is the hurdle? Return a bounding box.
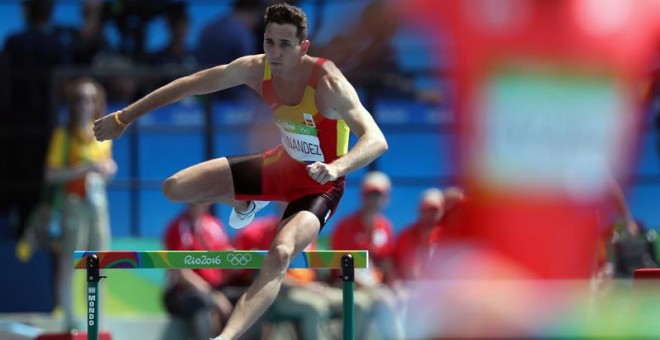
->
[74,250,369,340]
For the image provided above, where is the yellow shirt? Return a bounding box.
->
[46,126,113,197]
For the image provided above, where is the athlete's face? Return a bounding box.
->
[264,23,309,73]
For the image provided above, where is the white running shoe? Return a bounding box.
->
[229,201,270,229]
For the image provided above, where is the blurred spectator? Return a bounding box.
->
[44,78,116,330]
[606,218,658,279]
[148,5,196,68]
[162,203,234,339]
[2,0,73,232]
[3,0,72,124]
[313,0,439,103]
[394,187,465,282]
[592,178,633,292]
[101,0,182,62]
[331,171,403,339]
[71,0,111,65]
[594,179,658,289]
[429,186,467,240]
[88,0,176,104]
[196,0,261,67]
[649,46,660,164]
[235,203,356,340]
[393,187,465,335]
[90,53,139,103]
[196,0,262,100]
[394,188,443,282]
[332,171,396,284]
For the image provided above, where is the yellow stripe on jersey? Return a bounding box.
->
[336,120,349,156]
[263,58,272,81]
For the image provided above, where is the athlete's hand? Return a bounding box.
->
[93,111,127,141]
[306,162,339,184]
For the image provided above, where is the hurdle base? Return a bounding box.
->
[36,331,112,340]
[633,268,660,280]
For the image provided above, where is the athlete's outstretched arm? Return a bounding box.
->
[308,68,388,184]
[93,55,260,141]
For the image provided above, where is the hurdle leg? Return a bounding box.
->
[341,254,355,340]
[86,255,105,340]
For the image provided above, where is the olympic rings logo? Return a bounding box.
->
[227,253,252,266]
[298,126,313,134]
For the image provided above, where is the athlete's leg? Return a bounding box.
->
[161,157,248,211]
[217,211,320,340]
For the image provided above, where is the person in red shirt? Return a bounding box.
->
[332,171,396,283]
[331,171,403,339]
[395,187,465,281]
[163,203,234,339]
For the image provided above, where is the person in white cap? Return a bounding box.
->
[331,171,403,339]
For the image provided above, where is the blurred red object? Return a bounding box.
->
[401,0,660,279]
[633,268,660,280]
[36,331,111,340]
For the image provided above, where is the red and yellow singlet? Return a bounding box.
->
[262,57,349,164]
[235,57,349,202]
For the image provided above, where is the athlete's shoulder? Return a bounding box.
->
[314,59,353,95]
[225,54,266,84]
[229,54,265,71]
[315,58,343,80]
[236,54,266,64]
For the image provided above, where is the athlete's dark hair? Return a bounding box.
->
[264,3,307,42]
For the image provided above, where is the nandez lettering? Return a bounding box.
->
[283,135,322,156]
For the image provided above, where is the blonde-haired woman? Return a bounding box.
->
[45,77,116,330]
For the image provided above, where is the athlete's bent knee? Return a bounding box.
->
[162,176,185,202]
[266,243,294,270]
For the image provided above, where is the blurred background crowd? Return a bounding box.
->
[0,0,659,339]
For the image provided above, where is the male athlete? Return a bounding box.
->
[93,3,388,340]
